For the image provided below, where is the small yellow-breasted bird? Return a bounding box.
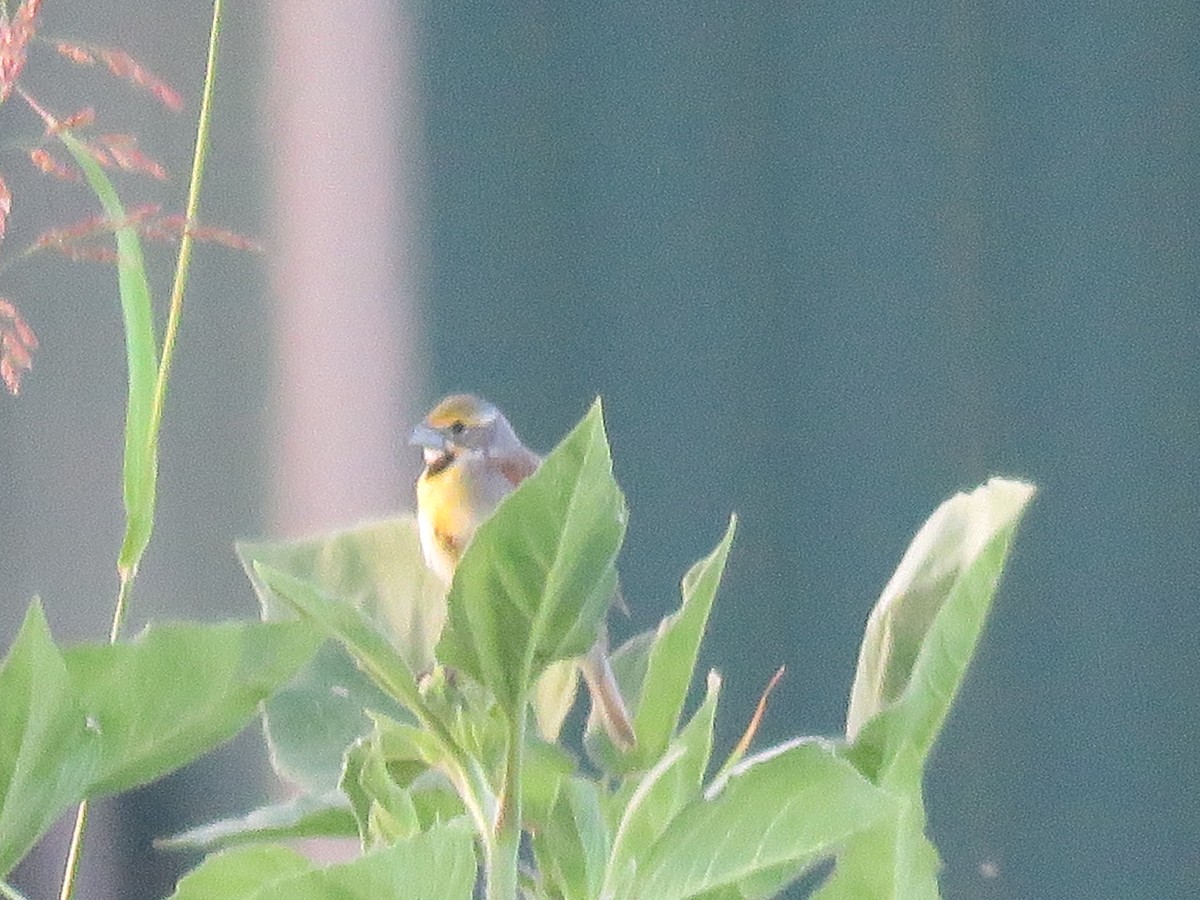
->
[411,393,636,750]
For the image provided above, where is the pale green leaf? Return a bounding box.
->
[156,792,356,851]
[845,478,1036,785]
[169,844,313,899]
[437,398,626,717]
[341,735,422,847]
[239,518,441,790]
[631,517,735,764]
[368,714,490,839]
[238,516,444,675]
[605,671,721,895]
[813,794,940,900]
[533,658,581,743]
[172,822,477,899]
[65,620,320,797]
[625,740,893,900]
[532,777,609,900]
[0,601,99,877]
[253,565,424,725]
[59,131,159,573]
[258,642,406,793]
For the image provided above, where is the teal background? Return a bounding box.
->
[1,1,1197,897]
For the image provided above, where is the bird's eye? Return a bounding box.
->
[449,420,465,436]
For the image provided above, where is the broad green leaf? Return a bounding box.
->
[156,792,357,851]
[531,777,609,900]
[845,478,1036,785]
[437,399,627,717]
[59,131,159,573]
[259,642,407,793]
[813,794,940,900]
[254,565,425,724]
[238,517,445,675]
[239,520,441,790]
[268,820,476,899]
[604,671,721,896]
[239,519,441,790]
[569,779,610,900]
[175,820,477,899]
[624,740,893,900]
[632,517,735,763]
[64,620,320,796]
[0,601,99,877]
[170,844,312,899]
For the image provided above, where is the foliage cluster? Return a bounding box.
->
[0,4,1035,898]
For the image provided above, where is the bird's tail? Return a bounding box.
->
[580,639,637,752]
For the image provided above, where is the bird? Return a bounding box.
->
[410,393,636,751]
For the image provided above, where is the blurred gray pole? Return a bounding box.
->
[267,0,425,538]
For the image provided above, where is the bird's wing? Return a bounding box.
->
[496,447,540,486]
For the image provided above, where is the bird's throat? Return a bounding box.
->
[424,447,456,477]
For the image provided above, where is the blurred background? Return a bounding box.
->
[1,0,1196,897]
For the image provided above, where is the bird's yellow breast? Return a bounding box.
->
[415,451,518,585]
[416,462,472,580]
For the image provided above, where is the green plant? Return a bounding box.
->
[0,2,1036,897]
[156,402,1034,899]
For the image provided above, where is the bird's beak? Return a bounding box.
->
[409,422,446,450]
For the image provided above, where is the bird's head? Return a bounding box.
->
[410,393,524,473]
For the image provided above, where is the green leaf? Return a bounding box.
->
[632,517,735,763]
[239,517,445,675]
[624,740,894,900]
[437,398,627,717]
[604,671,721,895]
[813,794,940,900]
[238,519,442,791]
[532,777,610,900]
[59,131,159,574]
[0,601,99,877]
[254,564,425,725]
[274,821,477,899]
[845,478,1036,785]
[342,734,422,847]
[173,821,477,899]
[367,714,490,840]
[522,736,577,831]
[156,792,357,852]
[169,845,313,900]
[64,620,320,796]
[258,642,406,794]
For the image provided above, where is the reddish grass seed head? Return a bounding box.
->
[96,48,183,112]
[28,147,79,181]
[0,296,38,396]
[0,175,10,244]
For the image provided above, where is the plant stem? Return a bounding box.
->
[108,569,134,644]
[487,706,527,900]
[55,802,87,900]
[149,0,223,442]
[56,4,226,898]
[57,569,134,900]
